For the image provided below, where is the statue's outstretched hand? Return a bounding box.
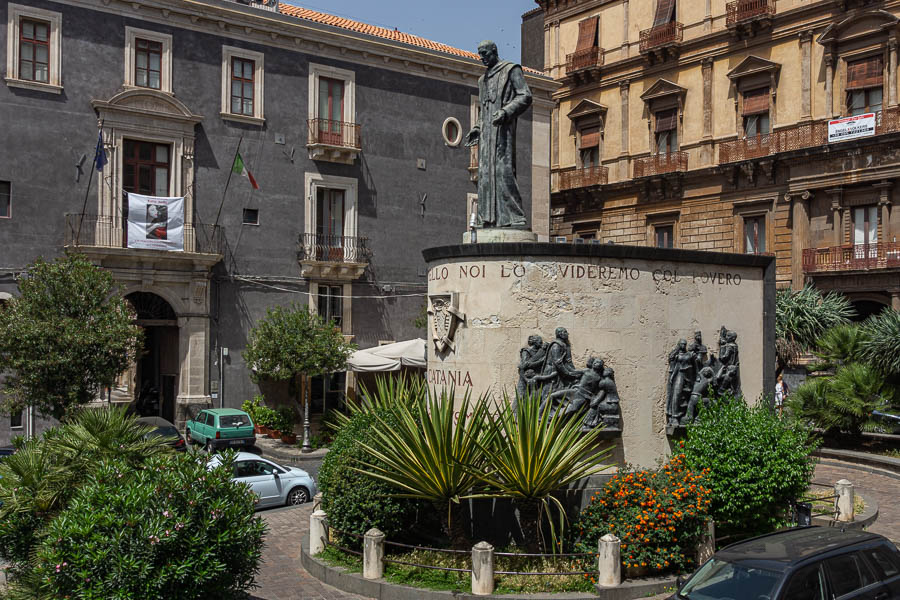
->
[464,128,479,147]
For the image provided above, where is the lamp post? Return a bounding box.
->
[301,375,312,453]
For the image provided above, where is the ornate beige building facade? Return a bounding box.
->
[538,0,900,317]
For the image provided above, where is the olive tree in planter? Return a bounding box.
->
[243,304,355,452]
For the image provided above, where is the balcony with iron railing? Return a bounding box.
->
[719,107,900,164]
[566,47,604,75]
[726,0,775,28]
[639,22,683,55]
[633,152,688,178]
[307,118,362,164]
[803,243,900,273]
[297,233,370,280]
[64,214,224,257]
[559,166,609,190]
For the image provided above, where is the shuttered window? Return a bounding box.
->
[655,108,677,133]
[580,127,601,149]
[652,0,676,27]
[847,55,884,90]
[575,17,599,51]
[742,87,769,115]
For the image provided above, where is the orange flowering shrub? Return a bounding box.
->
[571,451,710,575]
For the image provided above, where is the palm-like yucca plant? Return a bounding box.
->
[860,308,900,376]
[46,406,169,467]
[353,386,492,549]
[330,373,426,430]
[470,392,610,553]
[808,324,868,372]
[788,363,896,435]
[775,286,855,367]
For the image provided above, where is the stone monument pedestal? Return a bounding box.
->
[463,228,538,244]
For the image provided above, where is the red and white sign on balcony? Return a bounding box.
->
[828,113,876,143]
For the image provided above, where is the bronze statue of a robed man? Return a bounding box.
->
[465,40,532,229]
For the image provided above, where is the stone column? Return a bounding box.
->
[471,541,494,595]
[875,180,892,241]
[544,23,552,71]
[825,53,835,118]
[835,479,855,522]
[622,0,630,58]
[800,32,812,121]
[363,528,385,579]
[553,20,560,78]
[890,39,898,108]
[176,313,211,428]
[531,96,553,240]
[597,534,622,587]
[788,191,813,290]
[619,80,630,182]
[309,510,327,555]
[702,58,714,165]
[827,188,843,246]
[704,0,712,32]
[182,137,196,252]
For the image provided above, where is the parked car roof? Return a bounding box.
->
[716,527,885,570]
[201,408,249,416]
[135,416,176,428]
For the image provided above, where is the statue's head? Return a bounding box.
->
[555,327,569,341]
[585,357,594,368]
[694,330,702,340]
[727,331,737,342]
[678,338,687,350]
[477,40,499,68]
[604,366,615,378]
[524,368,536,378]
[592,358,605,372]
[528,334,542,348]
[700,366,714,378]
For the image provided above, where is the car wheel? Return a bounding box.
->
[286,487,310,506]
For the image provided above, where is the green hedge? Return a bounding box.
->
[318,408,421,547]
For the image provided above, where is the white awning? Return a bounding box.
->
[346,338,427,372]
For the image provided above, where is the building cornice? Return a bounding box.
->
[50,0,557,93]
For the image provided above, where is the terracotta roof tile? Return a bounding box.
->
[278,4,480,60]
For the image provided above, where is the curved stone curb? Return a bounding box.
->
[300,537,679,600]
[815,447,900,477]
[809,492,878,531]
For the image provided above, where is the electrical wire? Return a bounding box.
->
[230,275,427,299]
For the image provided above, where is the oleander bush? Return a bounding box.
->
[318,408,422,549]
[571,451,711,575]
[684,398,818,538]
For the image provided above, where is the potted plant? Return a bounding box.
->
[242,395,264,434]
[265,407,281,439]
[256,406,275,436]
[277,406,297,444]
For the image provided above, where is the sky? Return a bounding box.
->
[281,0,539,61]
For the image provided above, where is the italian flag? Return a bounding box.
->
[232,152,259,190]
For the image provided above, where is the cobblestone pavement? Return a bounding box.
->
[250,503,368,600]
[814,459,900,543]
[249,459,900,600]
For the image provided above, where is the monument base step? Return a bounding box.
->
[463,228,538,244]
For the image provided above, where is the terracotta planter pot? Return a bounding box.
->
[254,424,263,434]
[281,433,297,444]
[268,429,281,439]
[260,426,271,435]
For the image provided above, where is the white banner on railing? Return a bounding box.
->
[828,113,876,143]
[126,193,184,251]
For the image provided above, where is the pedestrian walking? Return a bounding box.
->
[775,374,789,417]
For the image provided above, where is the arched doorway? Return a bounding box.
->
[126,292,179,422]
[850,299,888,322]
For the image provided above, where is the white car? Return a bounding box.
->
[208,452,317,509]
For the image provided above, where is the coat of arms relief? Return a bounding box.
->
[427,292,465,353]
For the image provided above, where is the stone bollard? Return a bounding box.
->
[696,519,715,564]
[309,509,327,555]
[471,541,494,595]
[835,479,855,522]
[597,534,622,587]
[313,492,323,511]
[363,528,385,580]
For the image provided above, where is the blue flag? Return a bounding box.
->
[94,130,107,171]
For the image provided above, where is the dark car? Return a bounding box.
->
[671,527,900,600]
[135,416,186,451]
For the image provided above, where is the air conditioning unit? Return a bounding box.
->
[554,236,568,243]
[574,238,586,244]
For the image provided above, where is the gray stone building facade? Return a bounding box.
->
[0,0,555,441]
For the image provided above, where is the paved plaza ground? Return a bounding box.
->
[249,458,900,600]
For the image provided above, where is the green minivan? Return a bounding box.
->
[185,408,256,451]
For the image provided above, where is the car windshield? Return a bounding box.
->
[219,415,248,427]
[679,559,780,600]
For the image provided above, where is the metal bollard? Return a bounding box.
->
[835,479,855,522]
[313,492,323,511]
[597,534,621,587]
[363,528,385,580]
[309,509,327,555]
[471,541,495,595]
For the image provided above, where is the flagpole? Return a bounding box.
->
[75,119,104,246]
[214,135,243,229]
